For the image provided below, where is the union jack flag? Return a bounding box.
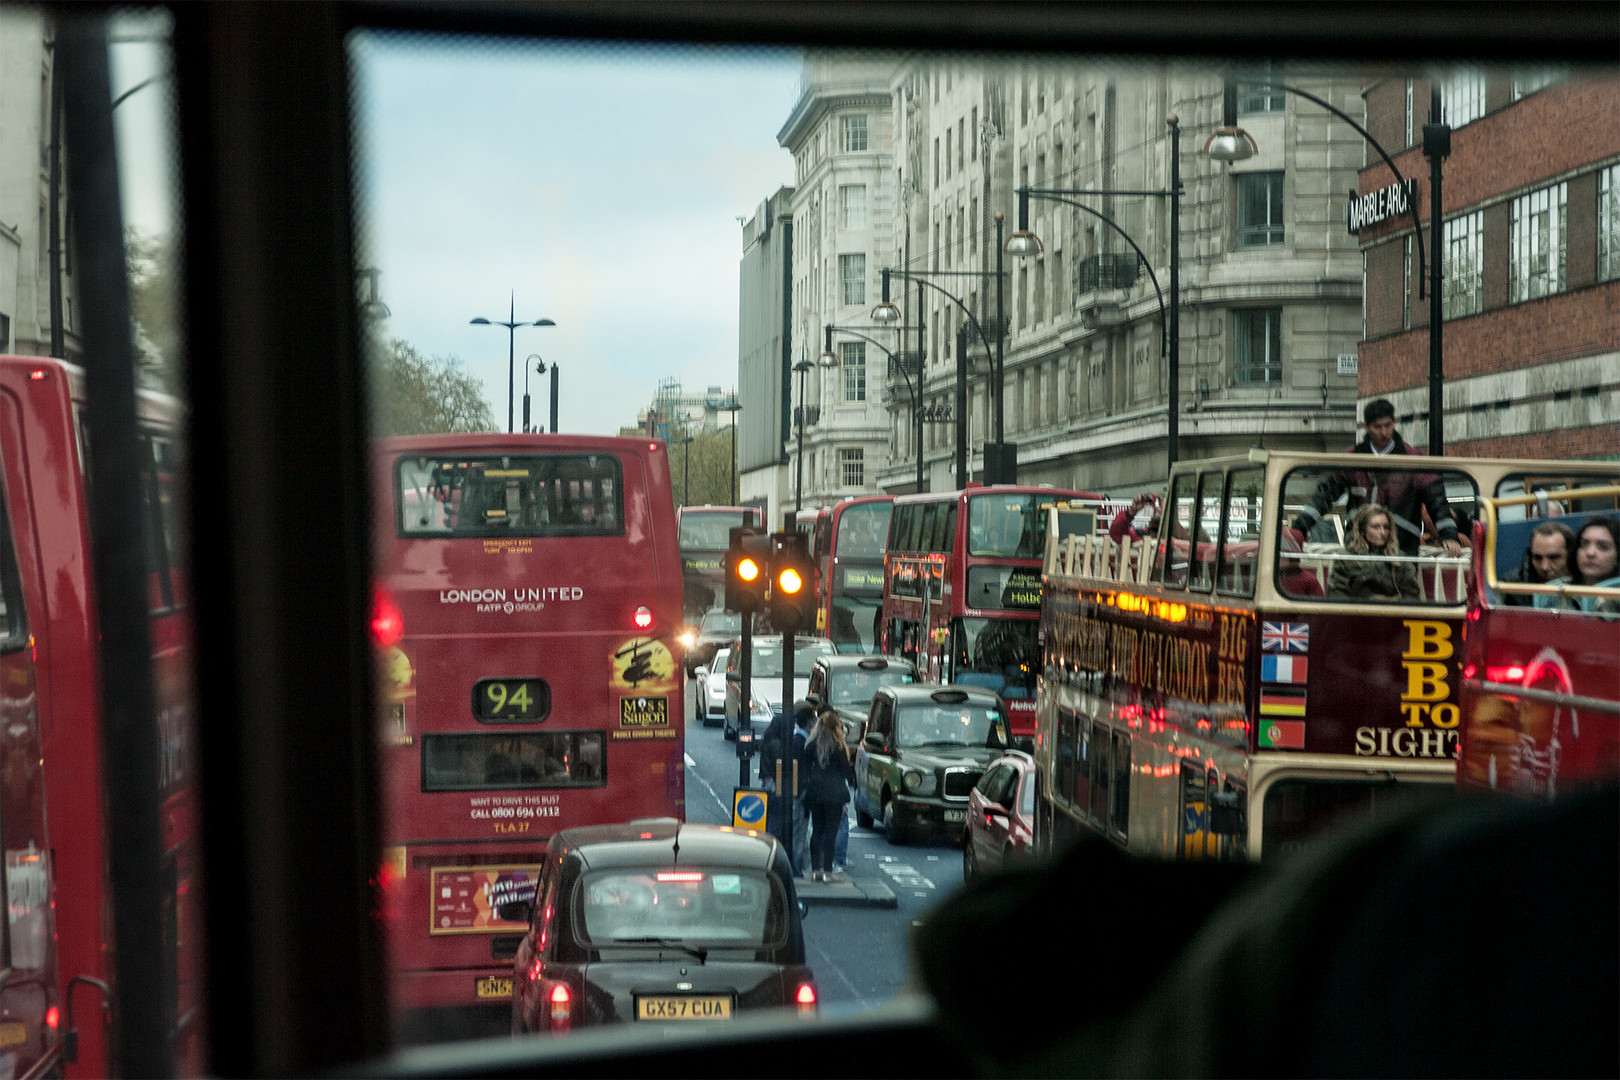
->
[1261,621,1310,653]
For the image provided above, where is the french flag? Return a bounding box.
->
[1261,654,1308,684]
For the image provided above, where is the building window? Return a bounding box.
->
[1509,182,1567,303]
[1404,79,1415,147]
[971,107,978,160]
[1236,172,1284,247]
[839,448,864,488]
[841,185,866,229]
[840,253,866,306]
[1238,65,1285,113]
[945,128,952,179]
[1403,236,1413,331]
[1234,308,1282,385]
[957,118,965,171]
[840,341,866,402]
[1512,70,1558,100]
[933,137,940,188]
[1599,165,1620,282]
[1441,69,1487,128]
[1442,210,1483,319]
[842,114,868,152]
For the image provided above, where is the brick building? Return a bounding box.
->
[1355,72,1619,460]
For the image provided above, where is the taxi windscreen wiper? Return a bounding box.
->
[607,937,709,962]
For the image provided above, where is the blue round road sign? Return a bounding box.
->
[733,790,767,829]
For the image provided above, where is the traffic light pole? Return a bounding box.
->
[736,615,753,788]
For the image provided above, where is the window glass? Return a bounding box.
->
[421,732,606,791]
[1217,467,1265,597]
[1278,465,1478,604]
[967,493,1039,557]
[1054,709,1076,805]
[894,702,1005,749]
[1236,172,1284,246]
[750,638,837,678]
[1189,472,1221,591]
[678,508,753,549]
[835,501,890,559]
[1598,165,1620,283]
[399,454,623,537]
[1509,182,1568,302]
[953,617,1037,700]
[1160,473,1196,587]
[1442,210,1484,318]
[578,868,783,947]
[827,664,913,707]
[1234,308,1282,384]
[1089,725,1112,824]
[1110,730,1131,836]
[0,482,26,650]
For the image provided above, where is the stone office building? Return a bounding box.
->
[875,60,1370,495]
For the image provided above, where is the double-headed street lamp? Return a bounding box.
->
[871,263,1009,486]
[792,353,836,512]
[1006,116,1182,472]
[823,323,926,494]
[470,293,555,434]
[719,395,742,506]
[1204,79,1446,454]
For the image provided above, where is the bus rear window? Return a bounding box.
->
[421,731,606,791]
[397,454,623,537]
[1261,777,1450,858]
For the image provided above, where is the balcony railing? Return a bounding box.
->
[1077,252,1143,292]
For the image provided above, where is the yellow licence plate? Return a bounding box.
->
[475,976,512,1000]
[636,995,732,1021]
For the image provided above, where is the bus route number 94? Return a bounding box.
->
[472,678,551,723]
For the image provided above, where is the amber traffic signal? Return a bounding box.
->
[769,532,814,632]
[725,527,771,612]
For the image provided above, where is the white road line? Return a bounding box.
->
[685,755,733,820]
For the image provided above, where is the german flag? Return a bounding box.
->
[1259,689,1306,717]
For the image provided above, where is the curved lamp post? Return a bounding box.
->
[470,293,554,433]
[1204,79,1448,453]
[824,322,925,494]
[1008,116,1182,470]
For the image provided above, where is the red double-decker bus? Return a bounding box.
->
[880,485,1101,738]
[373,434,686,1043]
[0,356,202,1078]
[803,496,893,653]
[676,504,761,621]
[1458,483,1620,798]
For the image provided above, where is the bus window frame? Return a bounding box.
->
[1216,466,1265,599]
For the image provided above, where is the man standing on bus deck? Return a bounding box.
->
[1290,399,1463,559]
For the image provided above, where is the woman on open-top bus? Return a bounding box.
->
[1327,503,1421,602]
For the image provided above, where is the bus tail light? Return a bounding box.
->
[548,983,572,1032]
[45,1006,59,1030]
[795,982,817,1016]
[371,587,404,647]
[633,605,654,630]
[1486,664,1527,683]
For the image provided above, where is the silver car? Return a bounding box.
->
[695,647,730,727]
[722,635,836,740]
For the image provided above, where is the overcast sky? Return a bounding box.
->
[350,34,801,435]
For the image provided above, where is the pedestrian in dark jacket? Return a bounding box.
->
[760,699,815,860]
[1291,398,1461,558]
[799,709,854,882]
[1329,503,1421,601]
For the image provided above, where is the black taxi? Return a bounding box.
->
[851,685,1010,845]
[511,821,816,1035]
[804,654,920,753]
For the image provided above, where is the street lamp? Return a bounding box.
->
[791,353,836,513]
[873,266,1003,486]
[719,395,742,505]
[469,293,555,434]
[523,354,544,432]
[1009,115,1182,471]
[1203,79,1445,453]
[824,322,927,494]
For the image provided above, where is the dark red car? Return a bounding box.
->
[962,750,1037,882]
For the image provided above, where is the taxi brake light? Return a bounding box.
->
[549,982,572,1033]
[796,982,817,1015]
[656,872,703,882]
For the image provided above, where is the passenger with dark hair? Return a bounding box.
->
[1536,514,1620,615]
[1290,399,1461,558]
[1504,520,1575,606]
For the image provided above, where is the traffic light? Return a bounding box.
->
[769,532,814,632]
[724,527,771,612]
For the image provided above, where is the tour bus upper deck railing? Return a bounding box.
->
[1479,484,1620,604]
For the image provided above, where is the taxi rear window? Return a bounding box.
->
[576,868,785,947]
